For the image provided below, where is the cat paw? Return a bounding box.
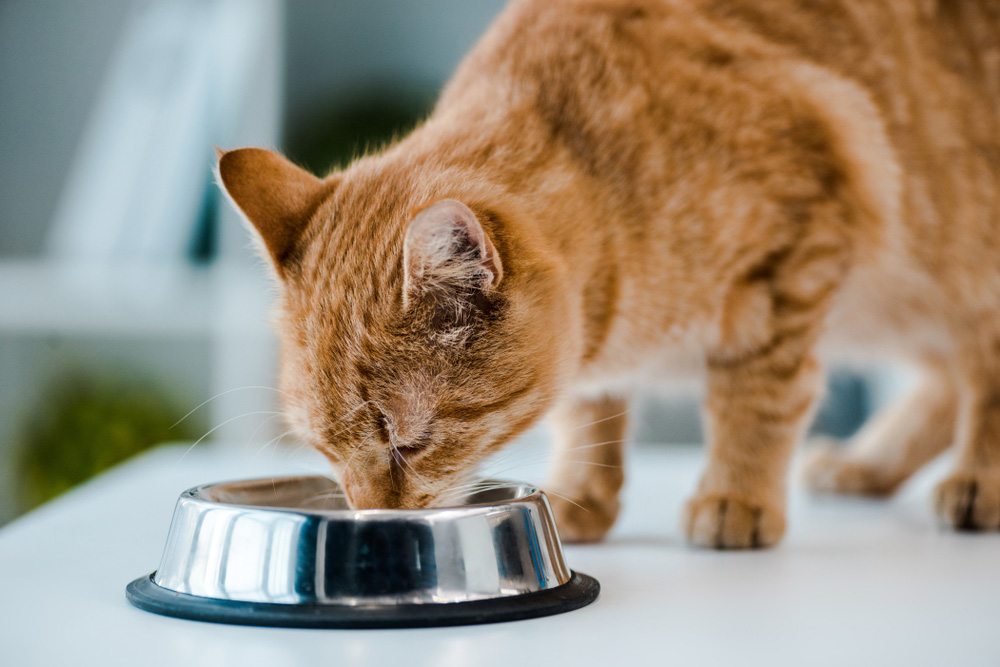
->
[683,494,785,549]
[933,471,1000,531]
[547,491,620,544]
[802,440,900,497]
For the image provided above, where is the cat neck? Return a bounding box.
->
[369,116,624,371]
[379,113,617,273]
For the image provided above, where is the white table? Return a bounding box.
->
[2,441,998,666]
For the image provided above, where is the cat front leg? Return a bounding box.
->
[546,394,629,543]
[685,349,820,549]
[686,232,849,548]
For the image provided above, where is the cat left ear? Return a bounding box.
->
[403,199,503,305]
[216,148,337,276]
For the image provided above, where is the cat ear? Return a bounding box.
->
[403,199,503,305]
[216,148,336,275]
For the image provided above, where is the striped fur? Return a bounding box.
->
[220,0,1000,547]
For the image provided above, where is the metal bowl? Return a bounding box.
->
[126,476,599,628]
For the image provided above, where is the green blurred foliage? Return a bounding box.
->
[286,87,435,176]
[17,374,203,509]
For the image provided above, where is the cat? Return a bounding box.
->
[218,0,1000,548]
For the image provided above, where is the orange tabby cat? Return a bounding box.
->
[218,0,1000,548]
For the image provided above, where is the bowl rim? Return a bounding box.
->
[183,475,546,520]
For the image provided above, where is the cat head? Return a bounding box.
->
[218,148,574,508]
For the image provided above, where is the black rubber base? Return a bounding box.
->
[126,571,599,629]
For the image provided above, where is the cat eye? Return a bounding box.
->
[375,407,435,457]
[373,407,392,444]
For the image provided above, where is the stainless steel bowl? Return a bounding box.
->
[126,476,599,628]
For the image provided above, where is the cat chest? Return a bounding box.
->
[573,326,708,396]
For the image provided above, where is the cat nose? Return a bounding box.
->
[341,466,407,509]
[342,466,431,510]
[341,468,384,509]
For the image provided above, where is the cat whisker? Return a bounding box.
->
[432,478,491,499]
[488,450,625,472]
[247,413,282,446]
[476,459,540,479]
[270,427,295,468]
[342,435,374,471]
[540,488,591,514]
[177,410,280,462]
[171,385,292,429]
[254,428,295,459]
[437,480,590,515]
[435,478,523,501]
[392,445,429,484]
[357,437,380,469]
[561,438,628,451]
[437,480,505,495]
[368,398,434,483]
[434,488,492,506]
[321,400,380,443]
[446,475,584,502]
[285,440,311,459]
[478,439,628,475]
[335,399,379,425]
[553,460,622,469]
[567,407,630,432]
[299,491,348,507]
[429,471,482,506]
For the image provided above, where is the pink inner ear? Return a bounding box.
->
[403,199,503,298]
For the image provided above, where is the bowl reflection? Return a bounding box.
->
[152,476,572,606]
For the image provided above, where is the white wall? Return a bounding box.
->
[0,0,135,256]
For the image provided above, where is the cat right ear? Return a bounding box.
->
[403,199,503,309]
[216,148,337,276]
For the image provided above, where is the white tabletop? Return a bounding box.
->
[2,440,998,667]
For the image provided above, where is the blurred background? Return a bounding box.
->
[0,0,895,527]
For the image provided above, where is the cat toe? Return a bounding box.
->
[548,491,620,544]
[683,494,785,549]
[934,472,1000,531]
[802,441,900,498]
